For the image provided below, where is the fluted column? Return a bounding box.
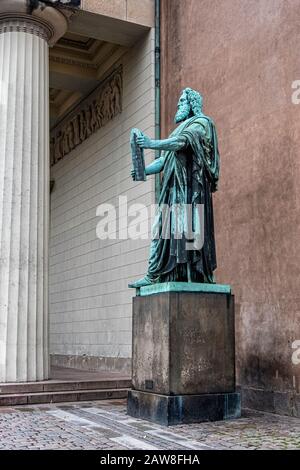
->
[0,2,67,382]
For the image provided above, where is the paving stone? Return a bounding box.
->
[0,400,299,450]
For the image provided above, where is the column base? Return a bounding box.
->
[127,390,241,426]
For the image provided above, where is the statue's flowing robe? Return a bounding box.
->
[147,114,220,283]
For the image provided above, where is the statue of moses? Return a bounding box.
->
[129,88,220,288]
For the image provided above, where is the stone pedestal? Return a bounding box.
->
[127,282,241,425]
[0,1,68,382]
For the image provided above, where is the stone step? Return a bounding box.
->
[0,378,131,394]
[0,388,130,406]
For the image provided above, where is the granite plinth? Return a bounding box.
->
[128,283,241,425]
[127,390,241,426]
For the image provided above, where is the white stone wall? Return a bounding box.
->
[49,30,155,367]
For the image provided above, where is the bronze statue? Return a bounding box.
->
[129,88,220,288]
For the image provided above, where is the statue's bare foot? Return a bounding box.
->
[128,275,157,288]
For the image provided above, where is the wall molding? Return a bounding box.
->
[241,386,300,418]
[50,354,131,375]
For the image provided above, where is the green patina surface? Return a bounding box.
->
[136,282,231,296]
[129,88,221,289]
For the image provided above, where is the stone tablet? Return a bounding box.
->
[130,128,146,181]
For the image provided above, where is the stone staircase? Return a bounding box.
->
[0,368,131,406]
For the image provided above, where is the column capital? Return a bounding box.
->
[0,0,68,46]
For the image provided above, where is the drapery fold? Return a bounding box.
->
[147,115,220,283]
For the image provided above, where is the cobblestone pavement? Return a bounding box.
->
[0,399,299,450]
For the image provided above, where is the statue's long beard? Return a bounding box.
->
[175,105,191,123]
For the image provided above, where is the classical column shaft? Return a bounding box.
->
[0,25,50,382]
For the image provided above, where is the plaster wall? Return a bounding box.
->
[161,0,300,416]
